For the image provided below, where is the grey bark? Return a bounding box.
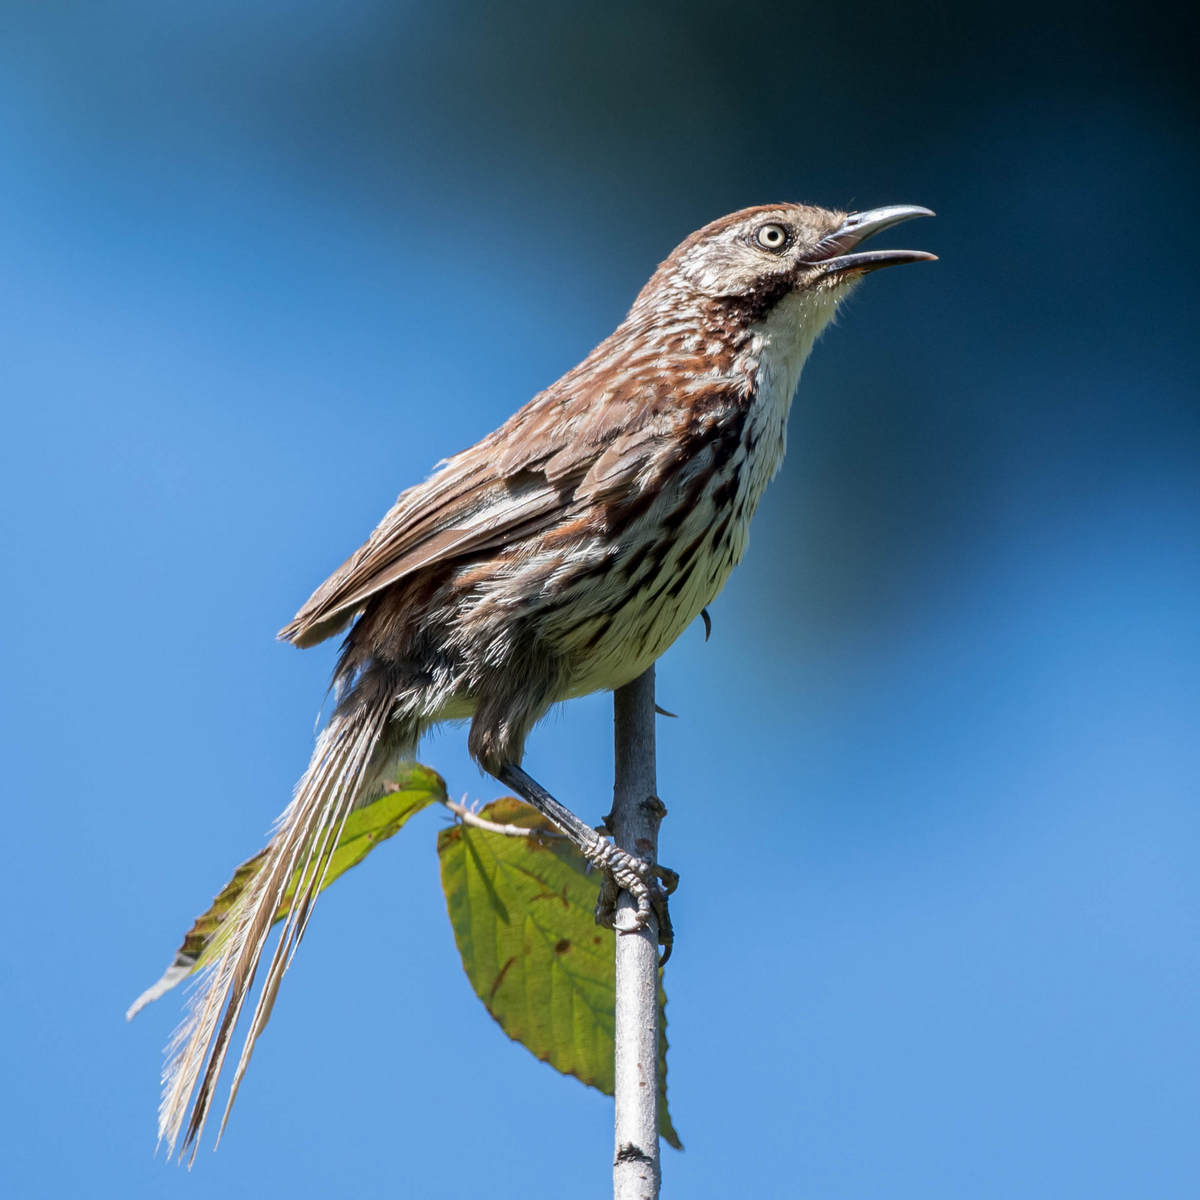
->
[610,667,663,1200]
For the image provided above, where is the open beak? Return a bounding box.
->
[808,205,936,276]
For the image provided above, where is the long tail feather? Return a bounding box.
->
[159,696,394,1163]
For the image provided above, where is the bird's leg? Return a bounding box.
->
[496,762,677,956]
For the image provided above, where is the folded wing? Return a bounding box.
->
[278,374,663,648]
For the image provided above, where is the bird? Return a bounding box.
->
[156,200,935,1159]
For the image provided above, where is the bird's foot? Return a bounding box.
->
[589,839,679,964]
[493,762,678,961]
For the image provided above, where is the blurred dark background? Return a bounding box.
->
[2,3,1197,1197]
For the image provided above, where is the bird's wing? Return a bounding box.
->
[279,380,654,648]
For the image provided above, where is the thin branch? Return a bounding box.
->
[440,795,566,840]
[611,667,663,1200]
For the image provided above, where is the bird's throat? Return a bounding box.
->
[739,286,844,483]
[751,286,844,400]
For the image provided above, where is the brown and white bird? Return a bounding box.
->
[156,201,935,1158]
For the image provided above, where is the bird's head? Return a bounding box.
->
[642,202,935,325]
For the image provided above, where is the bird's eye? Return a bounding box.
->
[753,222,790,252]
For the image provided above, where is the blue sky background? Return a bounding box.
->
[2,3,1197,1197]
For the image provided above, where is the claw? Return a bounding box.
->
[587,839,676,963]
[494,763,676,962]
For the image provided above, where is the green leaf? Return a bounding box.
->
[437,797,681,1149]
[127,764,446,1018]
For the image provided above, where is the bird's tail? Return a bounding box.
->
[159,691,400,1163]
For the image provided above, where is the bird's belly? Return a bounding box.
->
[551,461,764,700]
[551,363,791,697]
[557,554,730,699]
